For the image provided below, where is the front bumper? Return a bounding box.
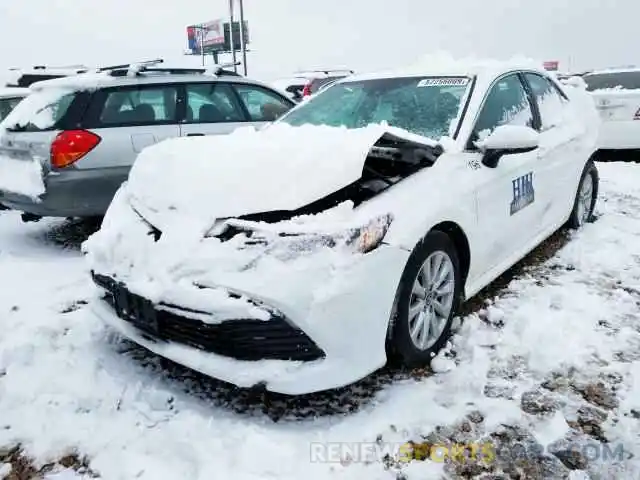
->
[89,240,410,395]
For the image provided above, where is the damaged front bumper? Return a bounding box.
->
[87,204,411,394]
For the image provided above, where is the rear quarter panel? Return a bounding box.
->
[75,125,180,169]
[590,89,640,149]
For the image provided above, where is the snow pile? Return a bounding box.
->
[408,51,542,74]
[0,149,45,199]
[0,87,72,131]
[360,51,543,81]
[28,72,114,92]
[123,122,438,228]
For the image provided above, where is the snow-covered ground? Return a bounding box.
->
[0,162,639,479]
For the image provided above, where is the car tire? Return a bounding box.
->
[386,230,463,367]
[566,160,599,229]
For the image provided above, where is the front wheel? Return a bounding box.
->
[567,160,599,229]
[386,231,463,367]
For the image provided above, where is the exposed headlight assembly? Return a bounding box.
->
[209,213,393,257]
[344,213,394,253]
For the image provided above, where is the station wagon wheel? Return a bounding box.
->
[387,231,462,367]
[567,160,599,229]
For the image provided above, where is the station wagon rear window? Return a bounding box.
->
[279,76,471,140]
[3,89,76,132]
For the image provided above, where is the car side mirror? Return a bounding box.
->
[475,125,540,168]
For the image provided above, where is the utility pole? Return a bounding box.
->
[239,0,247,75]
[228,0,237,72]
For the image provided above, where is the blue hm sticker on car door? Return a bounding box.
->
[510,172,535,215]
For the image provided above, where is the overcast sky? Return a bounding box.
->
[1,0,638,82]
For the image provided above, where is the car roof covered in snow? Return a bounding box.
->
[584,66,640,76]
[341,53,546,85]
[28,70,275,93]
[0,87,31,99]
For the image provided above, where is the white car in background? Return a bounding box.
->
[85,58,599,395]
[582,68,640,161]
[271,69,354,101]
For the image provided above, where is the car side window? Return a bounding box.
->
[99,86,178,126]
[472,74,534,144]
[185,83,245,124]
[233,84,293,122]
[523,73,568,130]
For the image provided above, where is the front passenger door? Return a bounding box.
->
[179,83,248,137]
[232,84,295,126]
[466,73,543,272]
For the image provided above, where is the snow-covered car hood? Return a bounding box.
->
[125,123,439,230]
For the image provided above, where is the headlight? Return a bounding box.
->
[345,213,394,253]
[207,213,393,259]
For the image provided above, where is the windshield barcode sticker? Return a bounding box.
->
[417,77,469,87]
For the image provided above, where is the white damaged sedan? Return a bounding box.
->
[84,58,600,394]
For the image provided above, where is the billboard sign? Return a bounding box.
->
[187,20,249,54]
[543,60,559,71]
[187,19,225,54]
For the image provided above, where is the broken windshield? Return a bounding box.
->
[278,76,470,140]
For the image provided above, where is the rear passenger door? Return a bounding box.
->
[521,72,580,226]
[81,84,180,170]
[232,84,294,126]
[179,82,248,137]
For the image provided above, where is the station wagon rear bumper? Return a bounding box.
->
[0,166,129,218]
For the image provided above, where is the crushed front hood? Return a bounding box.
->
[125,123,438,230]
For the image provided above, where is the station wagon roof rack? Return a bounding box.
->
[8,64,90,74]
[99,59,243,78]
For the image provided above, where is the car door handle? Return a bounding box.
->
[186,133,205,137]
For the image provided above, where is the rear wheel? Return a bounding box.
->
[567,160,599,229]
[387,231,463,367]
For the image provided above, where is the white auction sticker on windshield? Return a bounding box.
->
[417,77,469,87]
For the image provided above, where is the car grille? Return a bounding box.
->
[92,273,325,362]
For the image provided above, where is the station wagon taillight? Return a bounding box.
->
[302,83,312,97]
[50,130,101,168]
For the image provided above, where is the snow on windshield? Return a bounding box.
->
[279,76,470,140]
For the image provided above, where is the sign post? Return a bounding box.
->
[239,0,247,75]
[228,0,236,72]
